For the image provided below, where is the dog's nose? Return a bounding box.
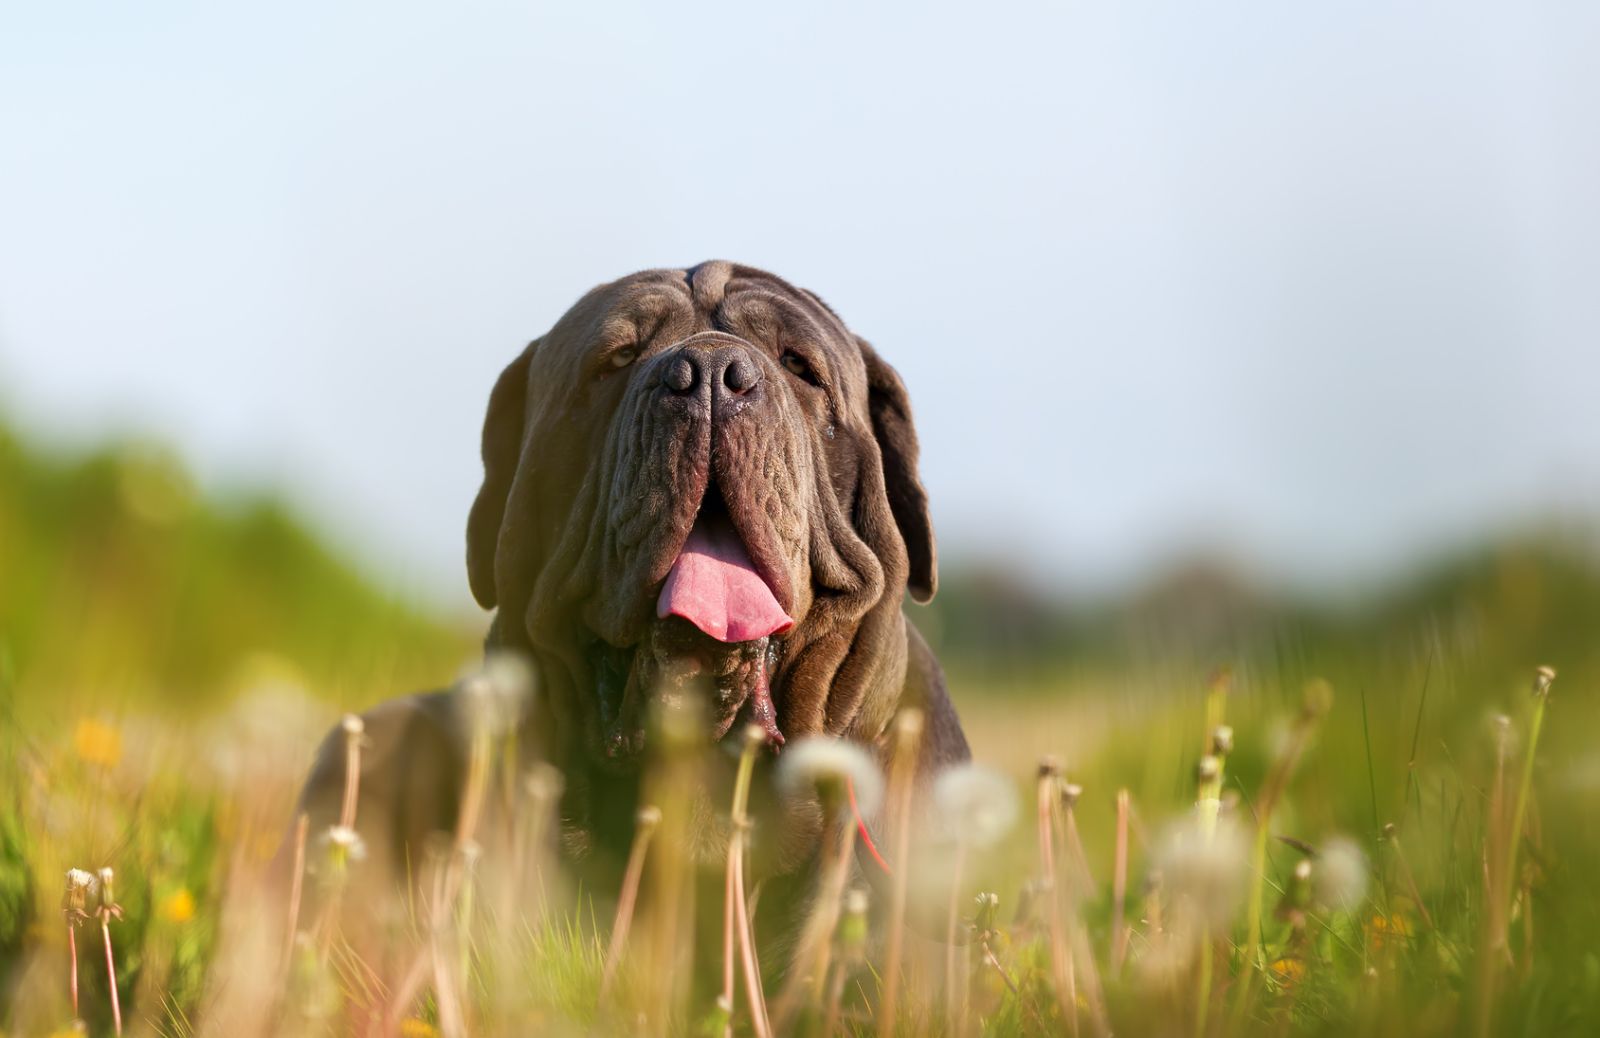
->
[660,343,763,418]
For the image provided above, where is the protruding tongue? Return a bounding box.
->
[657,509,793,643]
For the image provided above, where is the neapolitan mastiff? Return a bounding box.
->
[295,261,969,900]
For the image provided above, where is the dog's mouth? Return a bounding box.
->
[596,482,796,762]
[656,489,794,644]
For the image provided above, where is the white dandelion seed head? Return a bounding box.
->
[65,868,95,892]
[933,764,1019,848]
[1314,836,1369,911]
[776,736,884,816]
[1152,815,1249,928]
[316,825,367,862]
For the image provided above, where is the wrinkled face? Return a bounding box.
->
[467,262,934,765]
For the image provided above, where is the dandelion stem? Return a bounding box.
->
[102,917,121,1035]
[67,923,79,1018]
[281,812,309,978]
[601,806,661,999]
[727,725,772,1038]
[877,708,923,1038]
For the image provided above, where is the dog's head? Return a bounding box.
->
[467,261,935,762]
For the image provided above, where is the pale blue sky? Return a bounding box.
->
[3,2,1597,607]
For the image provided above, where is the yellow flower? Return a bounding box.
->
[1366,913,1412,951]
[159,888,196,924]
[74,719,122,768]
[399,1020,439,1038]
[1270,958,1306,982]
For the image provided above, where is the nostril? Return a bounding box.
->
[723,355,758,393]
[664,356,696,394]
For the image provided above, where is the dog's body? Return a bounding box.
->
[297,261,968,895]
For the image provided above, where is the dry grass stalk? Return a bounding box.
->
[281,812,310,978]
[726,724,772,1038]
[1035,758,1077,1037]
[600,804,661,999]
[876,707,924,1038]
[96,867,124,1035]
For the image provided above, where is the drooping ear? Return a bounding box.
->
[466,340,536,609]
[856,337,938,603]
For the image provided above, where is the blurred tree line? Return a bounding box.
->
[4,414,1597,715]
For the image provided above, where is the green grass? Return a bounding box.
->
[4,420,1600,1035]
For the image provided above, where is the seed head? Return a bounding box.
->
[934,764,1019,848]
[636,804,662,830]
[1314,836,1369,911]
[63,869,95,917]
[776,736,885,816]
[1195,755,1222,786]
[1210,725,1234,757]
[1060,781,1084,808]
[340,714,365,739]
[1152,816,1248,928]
[1533,665,1556,698]
[96,868,117,912]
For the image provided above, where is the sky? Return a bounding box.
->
[3,2,1598,609]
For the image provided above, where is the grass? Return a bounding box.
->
[2,629,1595,1036]
[5,420,1600,1034]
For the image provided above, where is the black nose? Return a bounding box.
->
[660,343,762,418]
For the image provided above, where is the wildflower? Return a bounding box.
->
[1152,816,1248,928]
[1366,913,1413,951]
[312,824,367,873]
[1314,836,1369,911]
[63,869,95,919]
[933,764,1019,848]
[1269,958,1306,982]
[158,888,196,924]
[74,719,122,768]
[775,736,884,816]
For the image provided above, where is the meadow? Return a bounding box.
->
[3,421,1599,1036]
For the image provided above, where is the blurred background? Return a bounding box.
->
[3,1,1599,722]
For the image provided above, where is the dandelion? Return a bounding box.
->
[775,735,884,816]
[73,719,122,768]
[773,737,885,1028]
[878,708,924,1038]
[934,764,1018,1028]
[1151,816,1248,931]
[312,824,367,872]
[1314,836,1369,911]
[158,888,196,924]
[96,867,124,1035]
[934,764,1019,849]
[724,724,772,1038]
[63,869,95,1016]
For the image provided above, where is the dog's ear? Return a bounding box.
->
[466,340,536,609]
[856,337,938,603]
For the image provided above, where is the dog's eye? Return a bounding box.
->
[608,348,638,369]
[781,352,816,383]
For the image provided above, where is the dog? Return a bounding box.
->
[295,260,969,897]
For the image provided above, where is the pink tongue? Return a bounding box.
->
[657,511,793,643]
